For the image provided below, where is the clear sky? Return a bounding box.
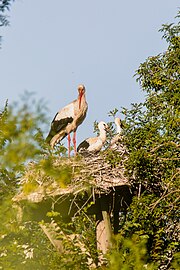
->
[0,0,179,145]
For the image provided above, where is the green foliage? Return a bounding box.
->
[116,12,180,269]
[0,93,99,269]
[0,0,13,12]
[40,157,72,187]
[159,10,180,42]
[0,221,64,270]
[0,93,49,172]
[107,234,157,270]
[48,213,98,270]
[0,94,71,268]
[0,0,15,46]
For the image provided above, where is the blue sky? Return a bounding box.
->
[0,0,179,145]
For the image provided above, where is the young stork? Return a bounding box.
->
[110,117,123,149]
[46,84,88,157]
[77,121,108,155]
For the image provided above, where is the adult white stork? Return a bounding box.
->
[46,84,88,157]
[110,117,123,149]
[77,121,108,155]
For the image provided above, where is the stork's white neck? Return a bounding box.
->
[116,124,122,134]
[99,128,107,143]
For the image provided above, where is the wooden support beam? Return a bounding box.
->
[96,193,113,256]
[102,210,113,249]
[39,223,63,253]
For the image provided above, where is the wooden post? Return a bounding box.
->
[102,210,112,248]
[39,223,63,253]
[96,194,113,255]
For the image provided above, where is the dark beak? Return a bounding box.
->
[105,125,110,131]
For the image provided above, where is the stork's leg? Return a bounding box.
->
[68,133,71,157]
[73,131,77,156]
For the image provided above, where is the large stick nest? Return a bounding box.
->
[13,143,131,203]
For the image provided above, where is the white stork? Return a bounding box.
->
[110,117,123,149]
[77,121,108,155]
[46,84,88,157]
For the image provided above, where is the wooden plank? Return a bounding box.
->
[96,211,112,255]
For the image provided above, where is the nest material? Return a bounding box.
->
[77,151,129,191]
[13,143,130,203]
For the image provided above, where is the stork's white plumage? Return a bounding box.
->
[77,121,108,155]
[110,117,123,149]
[46,84,88,156]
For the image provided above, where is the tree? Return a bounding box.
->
[0,0,15,46]
[107,11,180,269]
[0,95,55,269]
[0,95,98,269]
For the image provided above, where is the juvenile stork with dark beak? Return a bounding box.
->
[110,117,123,149]
[46,84,88,157]
[77,121,108,155]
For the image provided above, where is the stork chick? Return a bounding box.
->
[77,121,108,155]
[110,117,123,149]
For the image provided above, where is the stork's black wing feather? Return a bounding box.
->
[77,140,90,152]
[46,115,73,143]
